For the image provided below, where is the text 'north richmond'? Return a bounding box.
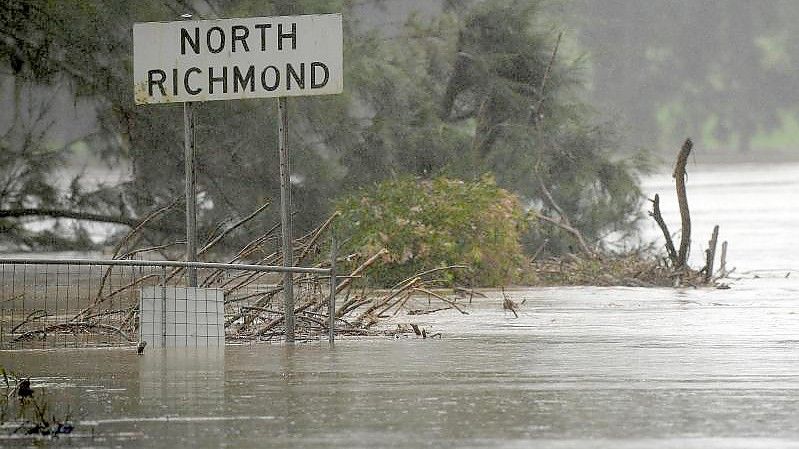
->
[133,14,343,104]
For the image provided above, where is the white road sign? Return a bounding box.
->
[133,14,343,104]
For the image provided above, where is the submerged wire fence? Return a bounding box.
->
[0,258,334,350]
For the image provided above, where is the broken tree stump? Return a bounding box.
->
[704,225,719,283]
[673,138,693,269]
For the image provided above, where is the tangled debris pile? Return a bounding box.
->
[79,209,473,342]
[528,252,706,287]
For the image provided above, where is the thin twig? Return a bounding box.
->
[296,211,340,265]
[13,322,130,343]
[198,201,270,256]
[82,198,180,320]
[531,31,563,127]
[390,265,469,290]
[531,211,593,256]
[10,310,48,333]
[413,287,469,315]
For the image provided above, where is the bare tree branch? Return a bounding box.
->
[648,194,678,265]
[0,208,175,232]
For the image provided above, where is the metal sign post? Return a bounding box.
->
[278,97,295,342]
[184,101,198,287]
[181,13,198,288]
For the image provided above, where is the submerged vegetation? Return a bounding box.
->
[0,368,74,437]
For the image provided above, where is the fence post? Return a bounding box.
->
[160,266,167,348]
[0,263,4,348]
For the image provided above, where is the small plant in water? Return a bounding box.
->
[1,367,74,438]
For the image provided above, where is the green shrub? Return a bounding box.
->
[335,176,529,287]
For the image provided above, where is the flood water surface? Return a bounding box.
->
[3,282,799,449]
[2,163,799,448]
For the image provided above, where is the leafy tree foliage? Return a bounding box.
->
[336,176,527,286]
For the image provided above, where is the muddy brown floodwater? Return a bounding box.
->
[2,162,799,448]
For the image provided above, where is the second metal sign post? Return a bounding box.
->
[278,97,295,342]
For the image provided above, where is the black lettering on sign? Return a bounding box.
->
[231,25,249,52]
[233,66,255,93]
[209,67,228,94]
[261,66,280,91]
[184,67,202,95]
[207,26,225,53]
[181,28,200,55]
[310,62,329,89]
[286,63,305,90]
[255,24,272,51]
[172,68,179,95]
[148,69,167,96]
[278,23,297,50]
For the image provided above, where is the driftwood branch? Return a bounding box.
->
[228,221,282,263]
[413,287,469,315]
[335,249,389,317]
[249,249,388,336]
[198,201,270,256]
[296,211,340,265]
[354,278,420,325]
[109,198,181,261]
[390,265,469,290]
[118,242,184,260]
[226,288,283,330]
[75,199,180,321]
[12,322,130,343]
[10,310,48,333]
[336,249,387,292]
[255,301,317,336]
